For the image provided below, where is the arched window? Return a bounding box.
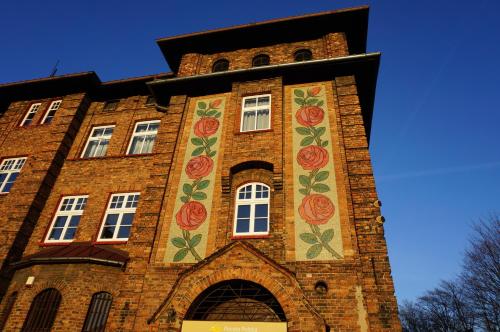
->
[212,59,229,72]
[252,54,270,67]
[0,291,18,331]
[294,49,312,62]
[22,288,61,332]
[82,292,113,332]
[234,183,270,236]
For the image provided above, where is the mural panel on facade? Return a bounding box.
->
[164,98,225,263]
[292,84,343,260]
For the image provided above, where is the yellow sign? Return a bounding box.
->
[181,321,287,332]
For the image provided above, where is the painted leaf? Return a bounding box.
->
[171,237,187,248]
[299,175,310,187]
[321,140,329,147]
[300,232,318,244]
[207,137,217,147]
[300,136,314,146]
[317,100,324,107]
[190,234,202,247]
[316,127,326,137]
[191,137,204,146]
[197,110,205,117]
[206,110,217,116]
[198,102,207,109]
[180,196,189,203]
[306,244,323,259]
[209,150,216,158]
[295,127,311,135]
[312,183,330,193]
[294,98,304,106]
[294,89,304,98]
[306,98,318,105]
[321,229,334,243]
[183,183,193,195]
[192,146,205,156]
[191,192,207,200]
[173,248,189,262]
[299,188,309,196]
[214,112,221,118]
[315,171,329,182]
[197,179,210,190]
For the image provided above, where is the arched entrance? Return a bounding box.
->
[185,279,286,322]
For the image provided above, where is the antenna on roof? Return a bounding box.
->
[49,60,60,77]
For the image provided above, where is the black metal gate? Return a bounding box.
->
[21,288,61,332]
[82,292,113,332]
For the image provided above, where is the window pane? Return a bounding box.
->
[129,136,143,154]
[242,111,256,131]
[244,98,256,108]
[103,127,114,136]
[105,214,119,225]
[92,128,104,137]
[256,109,270,130]
[49,228,63,240]
[94,140,109,157]
[255,204,268,218]
[136,124,148,132]
[257,96,270,106]
[69,215,81,227]
[83,140,98,158]
[63,228,76,240]
[236,219,250,233]
[254,218,268,232]
[149,123,159,131]
[125,195,139,208]
[110,196,124,209]
[237,205,250,218]
[0,173,7,188]
[142,135,156,153]
[117,225,131,239]
[54,216,67,228]
[121,213,135,226]
[101,227,115,239]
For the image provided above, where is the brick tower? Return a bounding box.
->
[0,6,401,331]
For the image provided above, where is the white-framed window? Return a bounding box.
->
[0,157,27,193]
[97,193,140,241]
[41,100,62,124]
[21,103,42,126]
[240,95,271,132]
[127,120,160,155]
[233,183,270,236]
[81,125,115,158]
[45,195,88,243]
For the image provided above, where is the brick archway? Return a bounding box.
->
[150,242,326,332]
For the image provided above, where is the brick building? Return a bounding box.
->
[0,6,401,332]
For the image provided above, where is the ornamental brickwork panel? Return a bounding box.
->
[164,97,226,263]
[291,84,344,261]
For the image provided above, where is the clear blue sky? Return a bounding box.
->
[1,0,499,302]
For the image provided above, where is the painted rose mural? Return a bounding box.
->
[292,85,343,260]
[165,98,225,263]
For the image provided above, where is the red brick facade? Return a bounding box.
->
[0,6,401,331]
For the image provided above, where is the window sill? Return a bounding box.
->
[68,153,159,161]
[235,129,273,135]
[231,234,271,240]
[39,241,73,247]
[92,240,128,245]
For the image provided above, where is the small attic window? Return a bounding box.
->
[145,96,156,105]
[294,49,312,62]
[103,100,119,111]
[212,59,229,72]
[252,54,270,67]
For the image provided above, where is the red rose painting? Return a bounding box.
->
[299,194,335,225]
[176,201,207,231]
[297,145,328,170]
[185,156,214,179]
[295,106,324,127]
[194,117,219,137]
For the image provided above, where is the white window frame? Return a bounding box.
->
[20,103,42,126]
[0,157,27,193]
[41,100,62,124]
[81,125,115,158]
[126,120,160,155]
[240,94,271,132]
[45,195,88,243]
[97,192,140,242]
[233,182,270,236]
